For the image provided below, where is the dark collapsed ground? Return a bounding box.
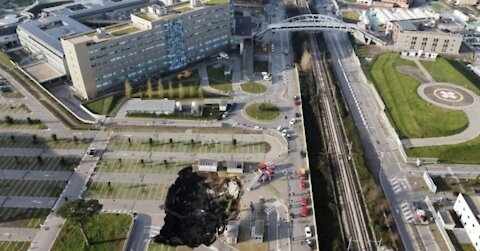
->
[154,166,241,247]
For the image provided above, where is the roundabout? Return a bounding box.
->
[419,83,476,110]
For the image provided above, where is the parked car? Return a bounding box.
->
[87,148,96,156]
[289,118,296,126]
[304,226,312,238]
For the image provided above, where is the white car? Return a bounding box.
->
[304,226,312,238]
[289,118,296,126]
[277,126,283,131]
[254,126,264,131]
[281,130,287,137]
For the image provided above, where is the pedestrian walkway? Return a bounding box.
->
[400,200,414,223]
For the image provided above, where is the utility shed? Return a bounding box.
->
[225,221,239,244]
[197,159,218,172]
[125,99,176,115]
[226,161,243,174]
[251,220,264,243]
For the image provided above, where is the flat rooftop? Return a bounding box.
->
[22,62,65,83]
[42,0,150,19]
[18,16,92,56]
[133,0,229,22]
[464,194,480,220]
[125,99,176,112]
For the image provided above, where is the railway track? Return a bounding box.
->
[293,0,373,249]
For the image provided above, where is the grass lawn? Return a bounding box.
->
[368,52,468,139]
[421,57,480,96]
[207,66,233,93]
[84,94,124,115]
[52,213,132,251]
[148,242,175,251]
[245,102,280,121]
[0,241,30,251]
[431,2,451,12]
[241,82,267,94]
[353,44,369,59]
[254,61,269,73]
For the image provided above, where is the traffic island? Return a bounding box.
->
[244,102,280,121]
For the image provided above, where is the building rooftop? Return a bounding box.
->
[18,16,92,56]
[125,99,176,113]
[253,220,264,236]
[225,220,239,239]
[464,194,480,221]
[133,0,229,22]
[198,159,218,166]
[394,20,418,31]
[42,0,150,19]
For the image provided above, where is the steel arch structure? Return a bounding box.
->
[256,14,385,45]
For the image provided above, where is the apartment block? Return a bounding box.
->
[62,0,232,99]
[454,193,480,251]
[391,20,463,54]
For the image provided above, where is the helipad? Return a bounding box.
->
[419,83,475,110]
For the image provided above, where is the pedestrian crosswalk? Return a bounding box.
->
[390,177,408,194]
[400,201,414,223]
[264,200,282,215]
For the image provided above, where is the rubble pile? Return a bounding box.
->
[154,167,241,247]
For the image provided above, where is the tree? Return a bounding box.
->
[169,138,173,144]
[124,79,132,99]
[168,81,174,99]
[9,135,15,142]
[32,134,37,144]
[149,138,153,145]
[198,86,204,98]
[146,79,153,99]
[178,82,185,99]
[57,199,103,246]
[73,135,78,143]
[51,134,57,141]
[60,157,66,166]
[26,117,32,124]
[4,115,13,125]
[157,79,164,98]
[232,138,237,146]
[188,84,196,98]
[37,155,43,164]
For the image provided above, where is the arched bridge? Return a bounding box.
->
[256,14,385,45]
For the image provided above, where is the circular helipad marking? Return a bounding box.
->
[433,88,464,102]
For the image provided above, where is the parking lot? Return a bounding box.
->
[87,182,168,200]
[0,208,50,228]
[0,136,91,150]
[96,158,191,175]
[0,180,65,197]
[0,241,30,251]
[107,137,269,154]
[0,104,30,114]
[0,156,80,172]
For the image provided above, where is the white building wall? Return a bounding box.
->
[453,193,480,251]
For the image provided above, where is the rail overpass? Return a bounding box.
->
[256,14,385,45]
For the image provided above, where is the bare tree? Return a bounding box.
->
[188,84,196,98]
[146,79,153,98]
[168,81,174,99]
[157,79,164,98]
[178,82,185,99]
[124,79,132,98]
[198,86,204,98]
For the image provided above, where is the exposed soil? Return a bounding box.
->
[154,166,242,247]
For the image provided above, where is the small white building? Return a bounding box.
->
[219,100,229,112]
[438,210,455,230]
[453,193,480,251]
[226,161,243,174]
[225,221,239,244]
[197,159,218,172]
[125,99,176,115]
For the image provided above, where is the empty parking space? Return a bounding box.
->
[0,241,30,251]
[0,156,80,172]
[107,138,269,154]
[0,208,50,228]
[96,158,191,175]
[0,136,91,150]
[87,182,168,201]
[0,180,65,197]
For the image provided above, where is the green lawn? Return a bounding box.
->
[84,94,124,115]
[148,242,175,251]
[405,135,480,164]
[0,241,30,251]
[241,82,267,94]
[207,66,233,93]
[245,102,280,121]
[421,57,480,96]
[52,213,132,251]
[431,2,451,12]
[368,52,468,139]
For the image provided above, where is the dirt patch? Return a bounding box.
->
[396,66,429,83]
[154,167,242,247]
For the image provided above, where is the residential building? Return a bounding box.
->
[390,20,463,54]
[453,193,480,251]
[226,161,244,174]
[197,159,219,172]
[62,0,232,99]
